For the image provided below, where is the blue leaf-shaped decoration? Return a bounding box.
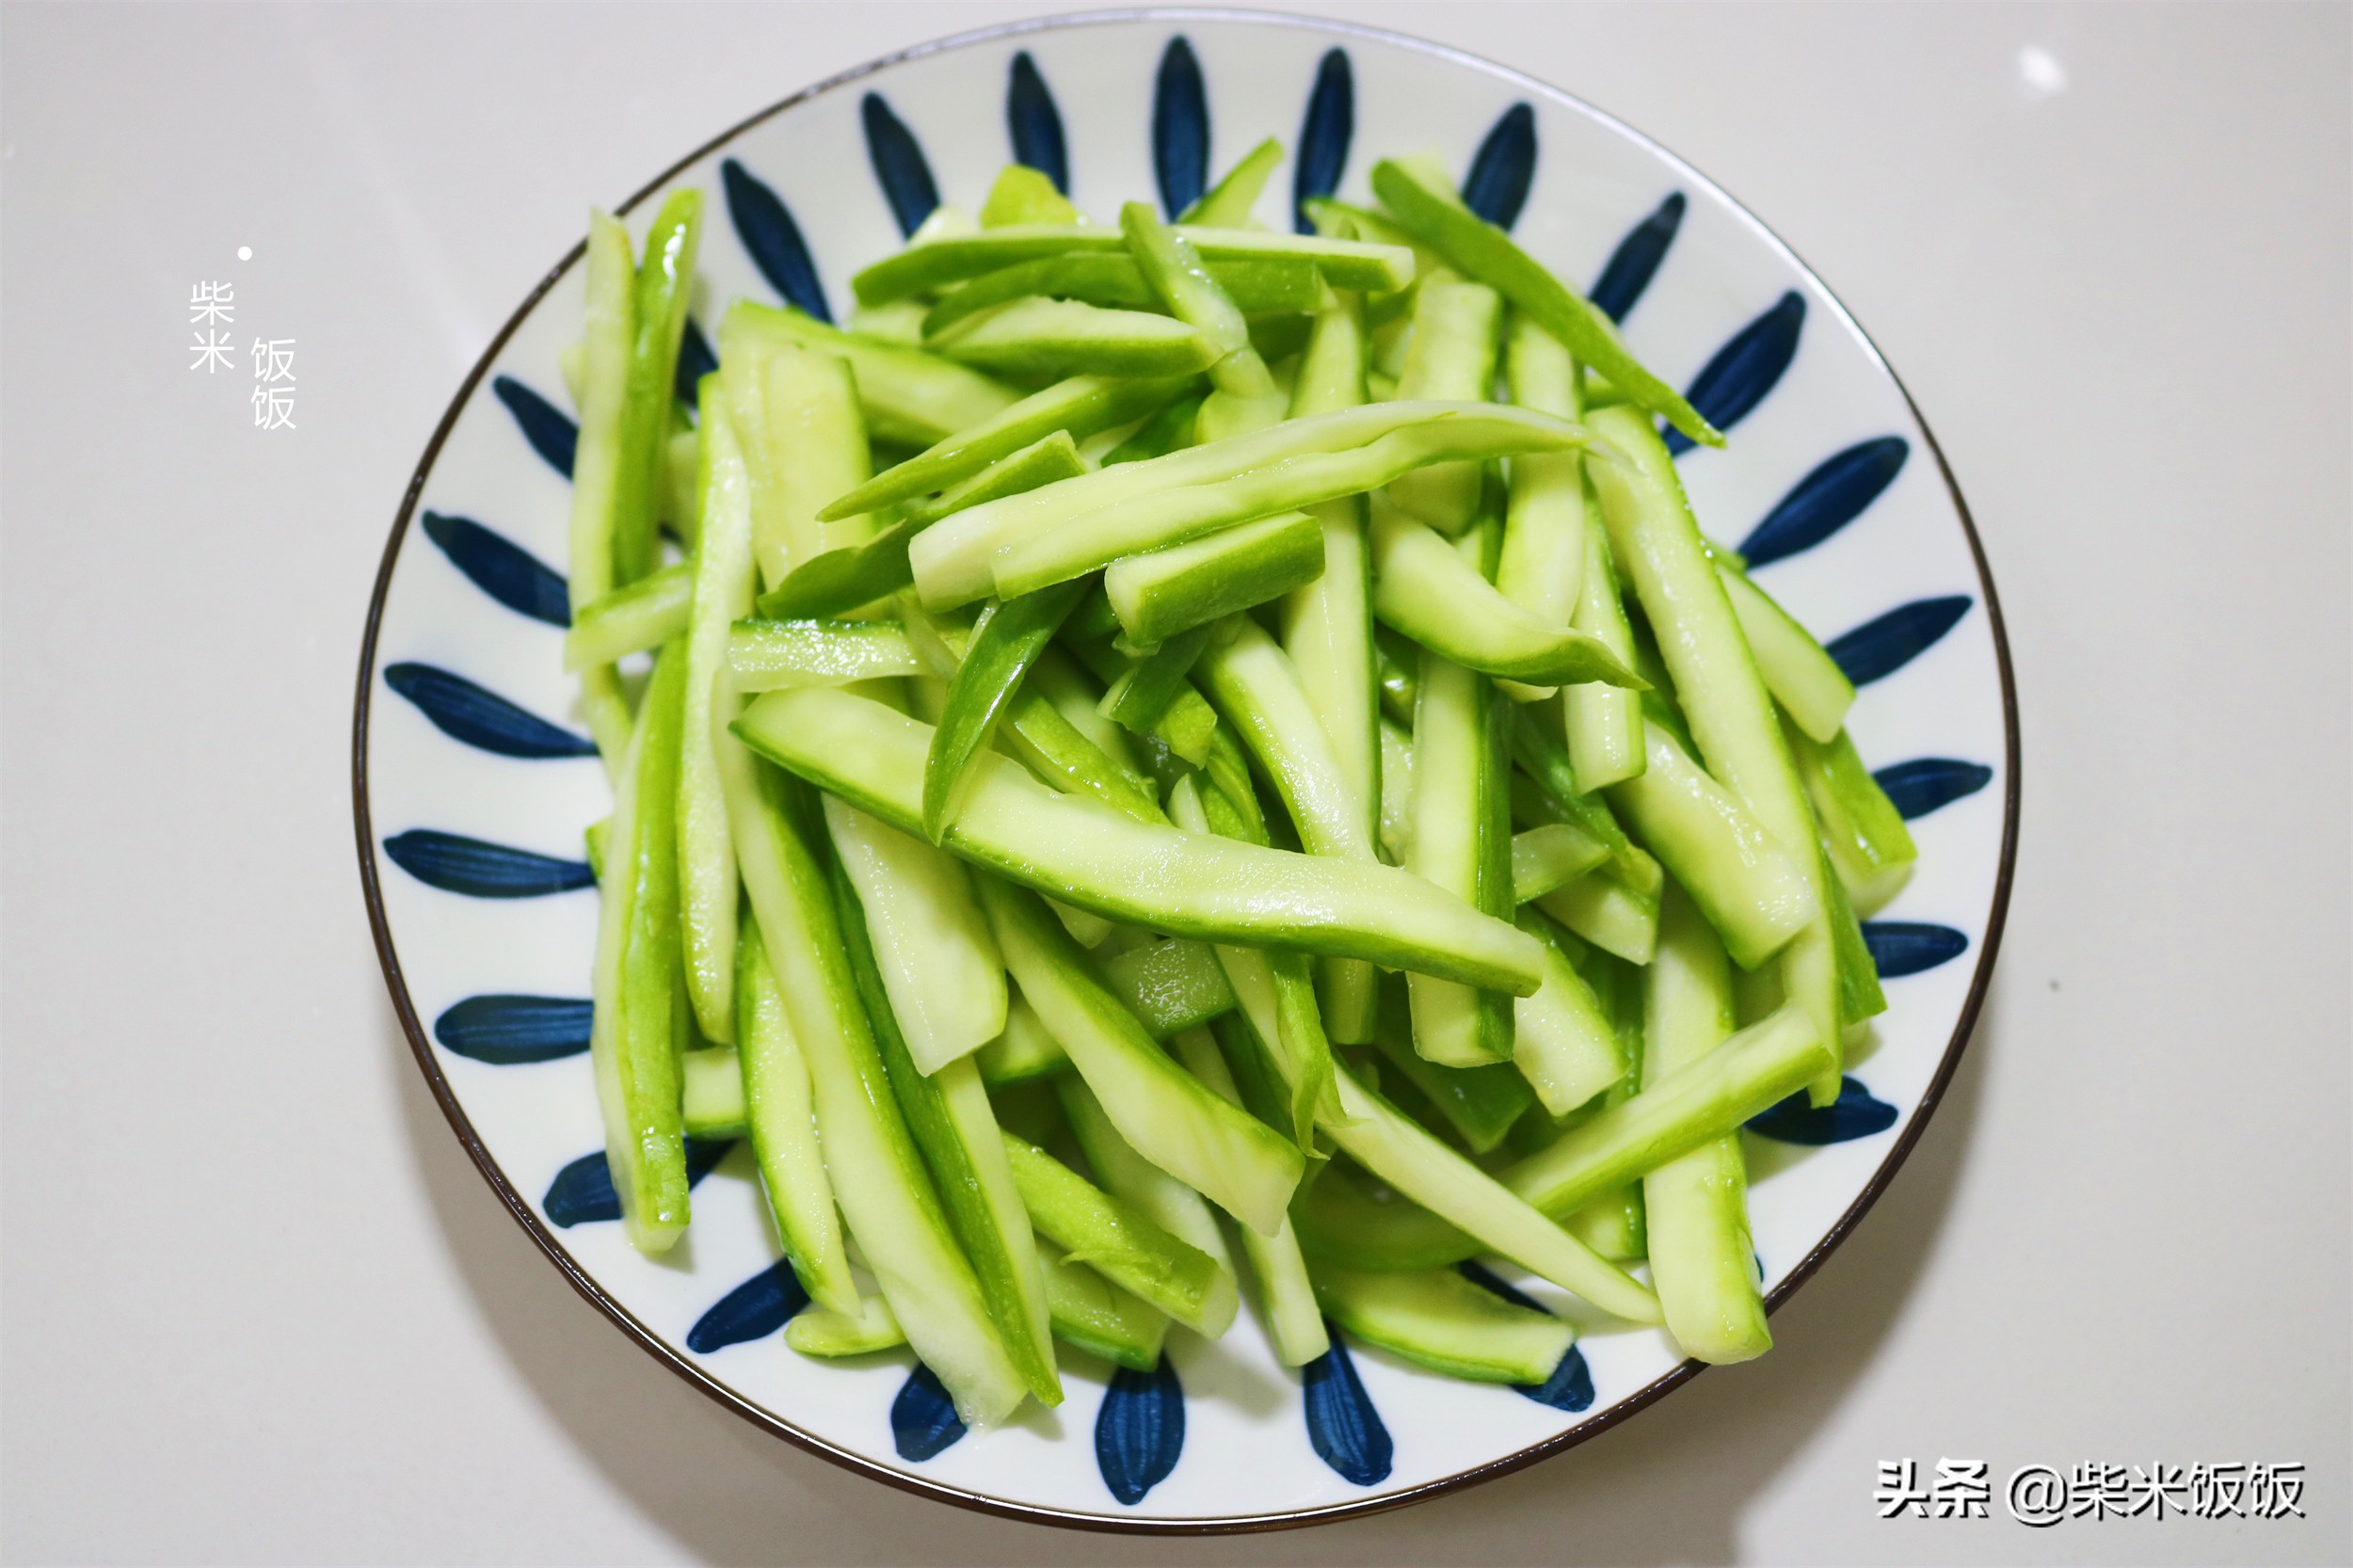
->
[1737,437,1910,568]
[676,316,718,405]
[721,158,832,322]
[1462,103,1536,231]
[543,1138,736,1227]
[419,511,570,627]
[1590,191,1686,324]
[1862,920,1969,977]
[1152,37,1209,219]
[383,663,596,760]
[1302,1332,1391,1485]
[1096,1355,1185,1504]
[861,93,939,239]
[1825,596,1972,686]
[892,1364,968,1461]
[1456,1263,1594,1410]
[1874,757,1994,820]
[1663,291,1806,456]
[432,994,591,1064]
[1292,48,1353,234]
[687,1261,809,1353]
[491,376,577,477]
[1748,1075,1900,1144]
[1006,52,1068,191]
[382,829,593,898]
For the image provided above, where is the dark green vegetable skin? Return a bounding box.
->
[922,578,1093,840]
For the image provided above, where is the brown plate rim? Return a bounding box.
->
[351,5,2021,1535]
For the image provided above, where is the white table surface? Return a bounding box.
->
[4,3,2345,1563]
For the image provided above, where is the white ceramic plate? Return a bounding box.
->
[355,8,2018,1531]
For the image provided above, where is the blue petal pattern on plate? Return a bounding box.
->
[676,316,718,404]
[1663,291,1805,456]
[1152,36,1209,218]
[1748,1075,1899,1144]
[1737,436,1909,568]
[1096,1355,1186,1504]
[420,511,570,627]
[1302,1331,1392,1484]
[721,158,833,322]
[1825,596,1972,686]
[892,1364,968,1461]
[491,376,578,477]
[687,1260,810,1353]
[1458,1263,1596,1411]
[384,663,597,760]
[1461,103,1536,230]
[433,994,591,1064]
[1292,48,1353,233]
[1006,52,1068,191]
[1874,758,1994,820]
[1590,191,1686,324]
[861,93,939,239]
[543,1138,736,1227]
[1862,920,1969,977]
[382,829,594,898]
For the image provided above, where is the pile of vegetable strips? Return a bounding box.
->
[558,143,1917,1428]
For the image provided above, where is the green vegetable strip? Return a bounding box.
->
[1180,136,1286,227]
[613,190,702,585]
[1193,617,1385,1039]
[999,688,1169,825]
[1565,489,1647,789]
[1291,1160,1478,1272]
[1408,656,1514,1067]
[1386,276,1503,534]
[1377,717,1413,862]
[1606,715,1818,969]
[1166,775,1339,1147]
[1121,203,1266,391]
[1511,823,1611,903]
[1719,564,1856,743]
[922,578,1091,840]
[1369,159,1721,448]
[761,343,875,584]
[566,211,637,766]
[736,688,1546,990]
[829,836,1061,1404]
[825,798,1007,1076]
[726,618,923,689]
[1511,907,1631,1116]
[930,296,1222,379]
[1000,1132,1230,1333]
[1495,313,1587,704]
[720,755,1027,1426]
[758,431,1090,622]
[912,400,1595,609]
[586,641,691,1255]
[1099,937,1238,1040]
[980,164,1080,228]
[1369,502,1644,688]
[1318,1062,1659,1320]
[852,224,1414,308]
[1642,884,1771,1365]
[1171,1027,1330,1367]
[1312,1264,1574,1384]
[1056,1075,1241,1337]
[1103,511,1326,648]
[976,989,1068,1087]
[734,914,857,1312]
[1503,1003,1831,1222]
[681,1045,746,1139]
[1537,863,1661,966]
[1584,405,1843,1099]
[722,301,1021,449]
[1788,722,1917,917]
[1099,622,1216,731]
[922,253,1321,335]
[1037,1247,1171,1371]
[788,1295,904,1357]
[821,374,1196,521]
[564,557,695,671]
[1370,984,1533,1154]
[980,877,1305,1236]
[1508,710,1644,874]
[677,390,755,1042]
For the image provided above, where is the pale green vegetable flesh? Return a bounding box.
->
[1406,656,1514,1067]
[1000,1132,1232,1334]
[1099,937,1239,1040]
[1315,1264,1575,1384]
[565,212,638,766]
[734,914,856,1313]
[1104,512,1325,648]
[1037,1248,1170,1370]
[825,797,1008,1076]
[1056,1075,1241,1336]
[1386,277,1502,534]
[564,558,694,671]
[680,1046,747,1140]
[726,618,923,689]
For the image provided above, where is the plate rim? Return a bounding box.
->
[350,5,2022,1534]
